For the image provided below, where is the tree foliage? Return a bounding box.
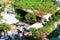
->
[15,14,21,20]
[14,0,57,14]
[30,20,56,40]
[14,0,57,9]
[25,13,36,24]
[0,14,3,20]
[0,23,11,32]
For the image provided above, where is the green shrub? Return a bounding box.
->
[0,14,3,20]
[0,23,11,32]
[30,20,56,40]
[56,15,60,19]
[14,0,57,9]
[30,28,40,40]
[52,14,58,21]
[14,0,57,15]
[15,14,21,20]
[25,13,36,24]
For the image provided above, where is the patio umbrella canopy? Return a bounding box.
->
[29,22,43,29]
[1,14,19,24]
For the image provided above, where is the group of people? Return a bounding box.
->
[0,25,31,40]
[17,26,32,38]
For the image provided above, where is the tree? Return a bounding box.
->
[2,1,9,7]
[15,14,21,21]
[30,20,56,40]
[14,0,57,14]
[0,23,11,37]
[25,13,36,24]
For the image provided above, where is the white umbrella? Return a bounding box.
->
[2,14,19,24]
[29,22,43,29]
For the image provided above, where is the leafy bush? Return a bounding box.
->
[15,14,21,20]
[30,20,56,40]
[56,15,60,19]
[30,28,40,40]
[0,14,3,20]
[52,14,58,21]
[14,0,57,15]
[25,13,36,24]
[14,0,57,9]
[0,23,11,32]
